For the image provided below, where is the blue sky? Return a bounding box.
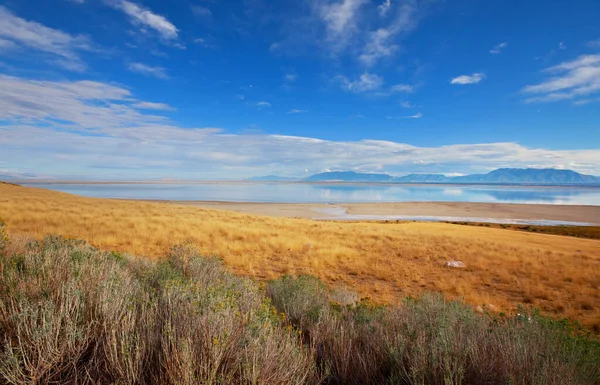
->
[0,0,599,180]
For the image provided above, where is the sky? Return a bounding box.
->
[0,0,599,180]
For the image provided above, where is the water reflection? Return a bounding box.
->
[21,182,600,206]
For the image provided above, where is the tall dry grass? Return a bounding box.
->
[1,235,598,384]
[1,183,599,331]
[0,235,316,384]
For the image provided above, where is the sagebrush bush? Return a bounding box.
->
[0,218,7,253]
[266,275,600,385]
[1,234,598,385]
[0,236,317,384]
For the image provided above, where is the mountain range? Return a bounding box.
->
[249,168,600,185]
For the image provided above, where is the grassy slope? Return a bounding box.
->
[1,182,599,331]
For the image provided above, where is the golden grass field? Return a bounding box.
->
[1,182,599,331]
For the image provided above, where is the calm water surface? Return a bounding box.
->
[22,183,600,206]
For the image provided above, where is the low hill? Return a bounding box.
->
[304,171,394,182]
[296,168,600,185]
[453,168,600,184]
[246,175,299,181]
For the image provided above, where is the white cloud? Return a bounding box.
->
[3,74,600,179]
[256,101,272,107]
[522,54,600,103]
[377,0,391,16]
[127,62,169,79]
[287,109,308,114]
[360,28,397,65]
[0,6,94,71]
[405,112,422,118]
[285,73,297,82]
[318,0,367,50]
[133,101,175,111]
[390,84,413,92]
[108,0,178,40]
[359,0,419,66]
[400,101,415,108]
[450,73,485,85]
[559,41,566,50]
[489,42,507,54]
[337,73,383,93]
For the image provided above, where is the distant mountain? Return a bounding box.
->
[304,171,394,182]
[246,175,299,181]
[451,168,600,184]
[296,168,600,185]
[394,174,452,183]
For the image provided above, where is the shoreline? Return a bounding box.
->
[14,180,600,189]
[148,200,600,225]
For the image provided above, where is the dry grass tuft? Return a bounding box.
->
[1,183,599,330]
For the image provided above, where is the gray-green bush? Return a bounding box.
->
[1,235,598,385]
[0,237,317,384]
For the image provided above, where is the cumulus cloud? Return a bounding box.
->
[127,62,169,79]
[522,54,600,103]
[2,75,600,179]
[450,73,485,85]
[0,6,94,71]
[108,0,178,40]
[337,73,383,92]
[489,42,507,54]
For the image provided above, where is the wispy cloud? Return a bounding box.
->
[108,0,178,40]
[127,62,169,79]
[377,0,391,16]
[587,39,600,50]
[390,84,413,92]
[256,101,272,108]
[133,101,175,111]
[450,73,485,85]
[337,73,383,93]
[287,109,307,114]
[359,0,420,66]
[400,101,415,108]
[489,42,507,54]
[284,73,297,82]
[522,54,600,103]
[2,75,600,178]
[559,41,566,50]
[0,6,94,71]
[405,112,422,118]
[191,5,212,18]
[318,0,367,51]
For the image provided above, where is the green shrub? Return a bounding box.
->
[0,218,8,253]
[267,275,329,326]
[1,237,598,385]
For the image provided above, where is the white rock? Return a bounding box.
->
[445,261,465,268]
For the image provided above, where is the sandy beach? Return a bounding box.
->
[160,200,600,225]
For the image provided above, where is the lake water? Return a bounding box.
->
[21,182,600,206]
